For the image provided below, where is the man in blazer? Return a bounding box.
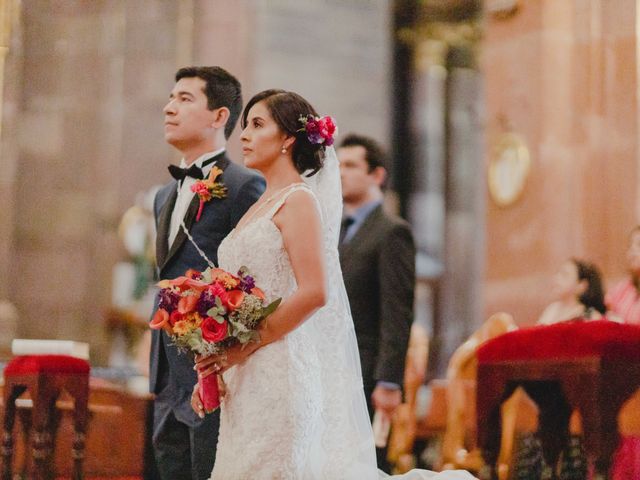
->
[337,134,415,472]
[150,66,264,480]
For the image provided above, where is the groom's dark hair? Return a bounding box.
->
[175,66,242,139]
[339,134,388,173]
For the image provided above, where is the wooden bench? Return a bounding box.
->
[1,377,154,478]
[477,320,640,479]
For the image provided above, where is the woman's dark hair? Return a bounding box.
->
[241,89,324,175]
[572,258,606,314]
[175,66,242,140]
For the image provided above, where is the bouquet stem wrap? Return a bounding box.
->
[198,373,221,413]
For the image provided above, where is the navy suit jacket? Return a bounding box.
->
[149,153,264,426]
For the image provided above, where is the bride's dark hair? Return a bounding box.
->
[241,89,324,176]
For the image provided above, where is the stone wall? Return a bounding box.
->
[483,0,640,324]
[0,0,391,363]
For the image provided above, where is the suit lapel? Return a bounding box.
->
[156,185,178,268]
[160,154,231,271]
[339,205,382,258]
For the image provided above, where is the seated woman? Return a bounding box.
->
[537,258,606,325]
[607,225,640,324]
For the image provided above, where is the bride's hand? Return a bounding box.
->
[195,343,258,377]
[191,383,204,418]
[194,354,220,378]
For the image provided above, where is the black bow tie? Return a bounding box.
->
[167,156,219,182]
[168,164,204,181]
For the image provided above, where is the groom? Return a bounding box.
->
[150,66,264,480]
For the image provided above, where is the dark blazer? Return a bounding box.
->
[339,204,415,396]
[149,153,265,426]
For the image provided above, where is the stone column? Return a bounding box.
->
[0,0,19,301]
[439,53,484,373]
[408,40,448,375]
[8,0,184,362]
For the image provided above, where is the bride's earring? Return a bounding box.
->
[281,147,287,154]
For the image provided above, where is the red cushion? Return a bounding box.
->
[4,355,90,376]
[477,320,640,364]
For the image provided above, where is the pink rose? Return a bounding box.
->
[324,116,336,136]
[200,317,228,343]
[208,282,226,297]
[319,121,329,137]
[208,283,230,307]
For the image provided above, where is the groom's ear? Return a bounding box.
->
[210,107,231,130]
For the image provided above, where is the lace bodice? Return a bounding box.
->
[218,216,296,303]
[218,183,310,302]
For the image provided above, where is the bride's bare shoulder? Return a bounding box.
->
[273,187,321,230]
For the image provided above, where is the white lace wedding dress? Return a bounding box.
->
[210,157,475,480]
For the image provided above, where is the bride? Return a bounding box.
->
[191,89,475,480]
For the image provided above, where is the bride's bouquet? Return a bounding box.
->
[150,267,281,412]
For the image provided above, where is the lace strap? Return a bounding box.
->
[264,183,319,220]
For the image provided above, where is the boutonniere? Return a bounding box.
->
[191,165,227,221]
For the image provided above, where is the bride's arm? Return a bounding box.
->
[258,189,327,346]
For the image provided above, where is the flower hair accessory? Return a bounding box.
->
[191,165,227,221]
[298,114,337,147]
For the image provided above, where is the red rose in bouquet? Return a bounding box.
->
[150,267,281,412]
[201,317,228,343]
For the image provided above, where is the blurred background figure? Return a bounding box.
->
[536,258,606,325]
[338,133,416,473]
[0,300,17,358]
[606,226,640,325]
[106,185,160,376]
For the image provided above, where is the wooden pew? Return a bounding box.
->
[0,377,155,478]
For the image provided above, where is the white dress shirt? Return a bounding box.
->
[168,148,225,247]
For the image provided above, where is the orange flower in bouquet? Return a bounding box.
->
[150,267,280,412]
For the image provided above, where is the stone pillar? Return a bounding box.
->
[9,0,183,362]
[191,0,254,156]
[409,40,448,375]
[250,0,392,144]
[404,33,485,374]
[439,57,484,372]
[0,0,19,301]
